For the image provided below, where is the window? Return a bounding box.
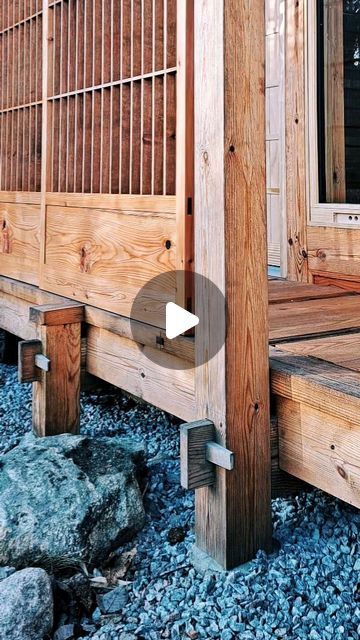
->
[308,0,360,224]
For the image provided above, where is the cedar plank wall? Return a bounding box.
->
[285,0,360,288]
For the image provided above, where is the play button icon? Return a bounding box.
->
[165,303,199,339]
[130,270,225,370]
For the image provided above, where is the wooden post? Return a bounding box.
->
[29,303,84,437]
[194,0,272,569]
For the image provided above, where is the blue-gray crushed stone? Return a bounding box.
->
[0,363,359,640]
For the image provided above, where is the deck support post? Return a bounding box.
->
[194,0,272,568]
[28,303,84,437]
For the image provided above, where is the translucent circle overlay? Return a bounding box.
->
[130,271,226,370]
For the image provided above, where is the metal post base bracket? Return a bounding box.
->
[180,420,234,490]
[18,340,51,383]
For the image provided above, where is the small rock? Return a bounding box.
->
[0,568,53,640]
[92,607,102,623]
[0,566,15,580]
[98,586,129,614]
[168,526,187,545]
[53,624,75,640]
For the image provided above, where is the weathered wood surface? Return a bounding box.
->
[0,276,194,362]
[269,296,360,342]
[275,333,360,372]
[194,0,272,569]
[313,273,360,293]
[41,203,177,322]
[276,395,360,508]
[270,348,360,424]
[180,420,216,490]
[270,415,309,498]
[271,347,360,508]
[31,303,83,437]
[285,0,308,282]
[308,226,360,279]
[86,326,196,423]
[268,279,351,303]
[18,340,43,383]
[0,202,40,285]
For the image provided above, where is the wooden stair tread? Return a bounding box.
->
[268,279,354,304]
[269,295,360,342]
[273,333,360,373]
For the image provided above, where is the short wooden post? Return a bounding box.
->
[29,303,84,437]
[194,0,272,569]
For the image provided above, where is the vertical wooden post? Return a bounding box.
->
[194,0,272,569]
[30,303,84,437]
[285,0,308,282]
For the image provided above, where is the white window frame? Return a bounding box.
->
[306,0,360,228]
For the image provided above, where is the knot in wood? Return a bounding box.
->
[79,244,92,273]
[337,466,347,479]
[316,249,326,260]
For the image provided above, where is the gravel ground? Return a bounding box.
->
[0,362,359,640]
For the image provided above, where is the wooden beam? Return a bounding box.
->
[30,302,83,437]
[285,0,308,281]
[324,0,346,203]
[194,0,272,569]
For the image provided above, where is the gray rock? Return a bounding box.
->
[0,568,53,640]
[0,566,15,581]
[53,624,75,640]
[98,586,129,613]
[0,434,145,568]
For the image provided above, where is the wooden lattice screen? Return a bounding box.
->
[0,1,193,322]
[47,0,177,195]
[0,2,43,192]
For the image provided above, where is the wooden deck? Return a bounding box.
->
[269,280,360,509]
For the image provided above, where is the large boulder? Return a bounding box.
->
[0,434,145,568]
[0,568,53,640]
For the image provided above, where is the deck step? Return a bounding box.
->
[270,344,360,509]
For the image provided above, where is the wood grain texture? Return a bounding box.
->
[313,273,360,293]
[270,347,360,424]
[41,203,177,323]
[175,0,194,306]
[323,0,346,203]
[33,320,81,436]
[275,333,360,372]
[269,295,360,341]
[194,0,272,569]
[180,420,216,490]
[0,275,194,362]
[275,395,360,508]
[270,414,310,498]
[30,301,84,326]
[0,202,40,285]
[285,0,308,281]
[308,226,360,278]
[268,279,351,303]
[18,339,42,383]
[0,290,36,340]
[86,326,196,422]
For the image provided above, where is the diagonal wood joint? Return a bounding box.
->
[180,420,235,490]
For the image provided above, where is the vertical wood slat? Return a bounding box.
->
[0,1,180,198]
[285,0,308,281]
[176,0,194,307]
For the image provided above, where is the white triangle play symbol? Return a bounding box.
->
[166,302,199,340]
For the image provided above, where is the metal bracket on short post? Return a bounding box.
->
[18,340,51,383]
[180,419,234,490]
